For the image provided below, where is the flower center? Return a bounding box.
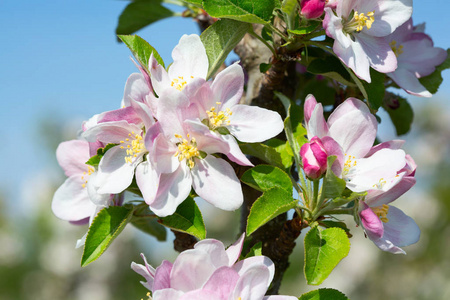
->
[170,75,194,91]
[119,131,146,164]
[390,40,404,57]
[372,178,387,189]
[174,133,200,169]
[371,204,389,223]
[344,10,375,33]
[206,102,232,129]
[342,153,358,181]
[81,166,95,188]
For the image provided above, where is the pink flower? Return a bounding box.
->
[300,136,343,179]
[300,0,326,19]
[385,18,447,97]
[132,235,297,300]
[323,0,413,82]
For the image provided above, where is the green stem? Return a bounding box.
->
[248,30,278,58]
[268,23,290,42]
[317,206,354,217]
[304,29,326,40]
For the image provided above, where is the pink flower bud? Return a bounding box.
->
[300,0,326,19]
[300,136,328,179]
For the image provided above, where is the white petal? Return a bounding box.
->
[211,63,244,108]
[169,34,208,81]
[194,239,229,268]
[136,160,160,205]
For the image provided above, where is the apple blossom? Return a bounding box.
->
[323,0,413,82]
[300,0,326,19]
[300,136,343,179]
[385,18,447,97]
[132,235,297,300]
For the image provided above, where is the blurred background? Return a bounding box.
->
[1,0,450,299]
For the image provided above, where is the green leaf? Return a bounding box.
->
[383,96,414,136]
[200,19,251,79]
[159,197,206,240]
[244,241,263,258]
[419,48,450,94]
[118,35,165,71]
[322,156,346,199]
[299,288,349,300]
[203,0,276,24]
[307,55,356,87]
[241,164,293,193]
[183,0,202,5]
[239,142,287,169]
[81,206,134,267]
[116,0,175,36]
[131,206,166,241]
[304,226,350,285]
[319,220,351,237]
[86,143,117,167]
[247,187,297,236]
[362,69,385,111]
[265,138,294,169]
[281,0,298,15]
[288,22,321,35]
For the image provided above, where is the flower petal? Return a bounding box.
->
[304,95,328,139]
[194,239,229,268]
[56,140,90,177]
[136,160,160,205]
[169,34,208,81]
[232,256,275,284]
[153,260,173,291]
[211,63,244,108]
[201,266,240,299]
[226,233,245,266]
[232,265,271,300]
[153,288,184,300]
[359,202,384,240]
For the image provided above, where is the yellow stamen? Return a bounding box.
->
[80,166,95,188]
[373,178,387,189]
[121,132,146,164]
[171,76,189,91]
[174,133,200,168]
[206,103,232,129]
[345,10,375,33]
[390,40,404,57]
[372,204,390,223]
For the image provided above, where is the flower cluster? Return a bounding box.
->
[52,34,284,237]
[132,235,297,300]
[321,0,446,96]
[301,95,420,254]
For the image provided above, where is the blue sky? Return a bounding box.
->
[1,0,449,209]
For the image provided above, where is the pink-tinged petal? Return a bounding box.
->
[52,175,97,221]
[191,156,243,211]
[366,176,415,207]
[264,296,298,300]
[150,164,192,217]
[179,290,221,300]
[211,63,244,108]
[96,146,141,194]
[321,136,344,176]
[86,172,111,206]
[387,68,432,97]
[136,160,160,205]
[131,253,156,291]
[227,105,283,143]
[226,233,245,266]
[170,248,217,292]
[201,266,240,299]
[232,265,271,300]
[333,37,372,82]
[366,0,412,37]
[190,82,215,119]
[365,140,405,157]
[359,202,384,240]
[403,154,416,176]
[383,206,421,248]
[194,239,229,268]
[345,149,406,192]
[169,34,208,81]
[182,77,207,99]
[336,0,356,17]
[56,140,90,177]
[149,53,171,97]
[303,94,318,124]
[324,8,351,50]
[300,0,326,19]
[153,260,173,291]
[185,120,230,155]
[130,99,155,129]
[328,98,377,157]
[123,72,152,107]
[145,122,163,150]
[151,134,180,174]
[356,34,397,74]
[156,89,190,137]
[82,120,142,144]
[300,141,327,180]
[98,106,143,126]
[305,95,328,139]
[232,256,275,284]
[153,288,184,300]
[220,134,253,166]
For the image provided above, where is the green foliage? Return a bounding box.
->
[288,22,321,35]
[319,220,351,237]
[383,96,414,136]
[419,48,450,94]
[131,206,166,241]
[321,156,346,199]
[184,0,202,4]
[281,0,298,15]
[362,69,385,111]
[116,0,175,36]
[304,226,350,285]
[265,138,294,169]
[241,164,293,193]
[81,206,134,267]
[240,142,291,169]
[159,197,206,240]
[203,0,276,24]
[86,143,117,167]
[299,288,350,300]
[244,241,263,258]
[307,55,356,87]
[118,35,165,71]
[200,19,251,79]
[246,187,297,236]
